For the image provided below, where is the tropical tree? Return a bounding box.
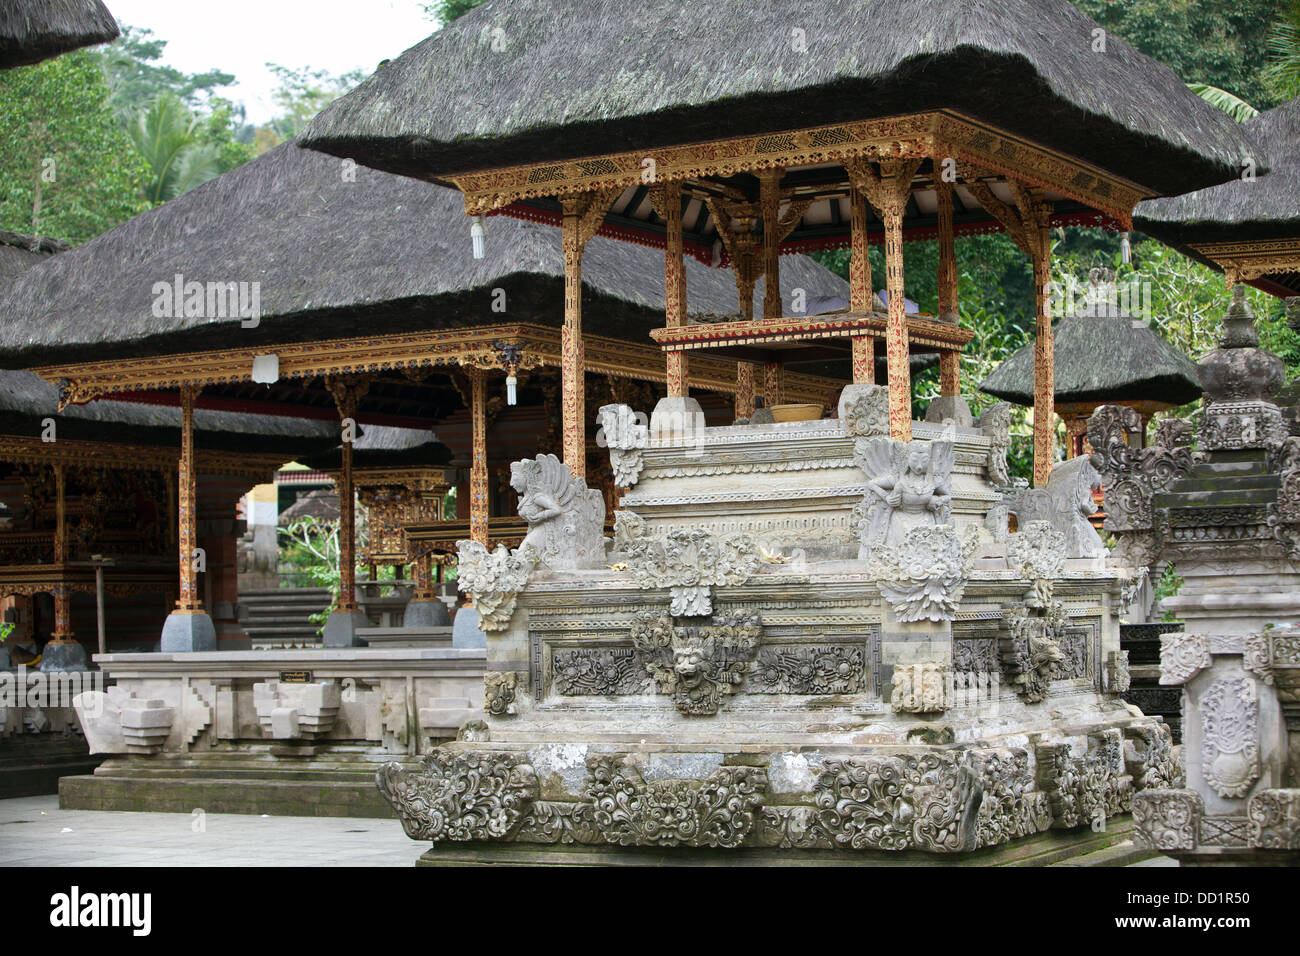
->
[1265,0,1300,98]
[1187,83,1260,121]
[255,64,366,151]
[0,52,148,242]
[127,94,224,205]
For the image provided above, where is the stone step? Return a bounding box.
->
[1165,474,1280,492]
[60,773,398,818]
[1155,488,1276,508]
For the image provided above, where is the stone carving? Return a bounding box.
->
[750,645,865,694]
[630,611,763,715]
[1200,401,1288,451]
[814,753,979,852]
[924,395,974,428]
[838,383,889,439]
[1105,650,1131,695]
[252,680,341,740]
[1153,417,1194,449]
[1124,721,1184,791]
[1001,602,1067,703]
[484,671,520,717]
[987,457,1106,559]
[511,453,607,569]
[1088,404,1195,536]
[1247,790,1300,849]
[1006,520,1067,606]
[552,648,647,696]
[1058,631,1091,680]
[953,638,998,675]
[611,508,644,552]
[584,757,767,848]
[977,402,1013,487]
[1159,631,1211,686]
[455,541,537,632]
[869,525,976,623]
[1242,631,1274,685]
[595,403,648,488]
[1133,789,1202,851]
[855,438,954,556]
[1267,436,1300,558]
[968,748,1051,848]
[1200,676,1260,799]
[622,524,760,617]
[376,749,538,842]
[1035,731,1132,829]
[890,660,952,714]
[514,801,600,845]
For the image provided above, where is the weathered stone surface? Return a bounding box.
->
[511,453,607,569]
[377,749,538,842]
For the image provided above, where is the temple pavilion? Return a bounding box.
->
[1135,97,1300,299]
[0,0,118,70]
[301,0,1256,491]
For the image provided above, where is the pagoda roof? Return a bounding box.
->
[300,0,1254,199]
[0,141,847,369]
[0,0,118,69]
[979,302,1201,408]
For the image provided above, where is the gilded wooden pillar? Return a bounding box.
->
[760,170,784,321]
[51,464,71,640]
[469,366,489,546]
[325,376,371,612]
[849,185,875,384]
[656,182,689,397]
[764,362,784,408]
[1032,233,1055,487]
[559,189,616,479]
[736,363,756,418]
[414,553,435,601]
[850,158,920,440]
[936,176,961,397]
[176,385,203,613]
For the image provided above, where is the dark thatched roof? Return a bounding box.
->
[300,425,455,471]
[0,369,340,454]
[1134,98,1300,244]
[0,0,118,69]
[0,141,847,368]
[979,300,1200,408]
[300,0,1254,197]
[0,231,68,282]
[279,489,339,525]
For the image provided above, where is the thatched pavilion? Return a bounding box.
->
[301,0,1255,488]
[1135,97,1300,299]
[0,141,849,648]
[980,276,1201,457]
[0,0,117,69]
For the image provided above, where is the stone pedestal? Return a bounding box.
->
[159,612,217,653]
[39,641,89,672]
[404,598,451,627]
[321,609,369,648]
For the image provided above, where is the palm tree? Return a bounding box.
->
[1265,0,1300,100]
[1187,83,1259,121]
[127,93,222,205]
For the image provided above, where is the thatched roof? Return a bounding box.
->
[1135,98,1300,244]
[300,0,1253,197]
[979,296,1200,408]
[0,0,118,69]
[0,369,340,454]
[0,231,68,282]
[0,141,847,368]
[279,489,339,525]
[301,425,455,471]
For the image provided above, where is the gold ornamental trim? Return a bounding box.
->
[1191,239,1300,283]
[651,312,975,353]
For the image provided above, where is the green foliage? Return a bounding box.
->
[421,0,489,25]
[0,52,149,242]
[1154,563,1185,622]
[128,94,225,205]
[0,621,12,642]
[1187,83,1260,120]
[1072,0,1289,110]
[95,24,236,117]
[256,64,366,150]
[1264,0,1300,98]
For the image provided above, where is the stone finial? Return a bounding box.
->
[1220,285,1259,349]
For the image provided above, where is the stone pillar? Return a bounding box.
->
[659,181,689,398]
[736,363,755,419]
[469,366,489,546]
[849,185,875,384]
[160,385,216,652]
[321,376,370,648]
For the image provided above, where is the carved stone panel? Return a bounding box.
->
[1200,676,1260,799]
[750,645,865,694]
[552,648,648,696]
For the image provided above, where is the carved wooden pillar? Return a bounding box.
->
[759,170,784,321]
[414,553,435,601]
[560,189,616,479]
[850,158,920,440]
[764,362,784,408]
[705,197,760,321]
[1032,230,1055,487]
[656,182,689,398]
[936,176,961,397]
[325,376,370,612]
[849,184,875,384]
[51,464,72,640]
[469,366,489,546]
[736,363,756,418]
[176,385,203,614]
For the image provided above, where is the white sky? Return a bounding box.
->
[105,0,438,124]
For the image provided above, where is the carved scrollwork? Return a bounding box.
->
[869,525,977,623]
[1201,676,1260,800]
[629,611,763,715]
[1159,632,1211,686]
[622,525,760,618]
[1035,731,1132,830]
[1000,602,1067,703]
[1133,788,1202,851]
[484,672,521,717]
[750,645,865,694]
[595,403,648,488]
[376,749,538,842]
[455,540,538,632]
[1123,721,1184,791]
[1247,790,1300,849]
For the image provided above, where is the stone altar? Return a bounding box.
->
[381,385,1171,860]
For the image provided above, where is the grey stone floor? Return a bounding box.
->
[0,795,420,866]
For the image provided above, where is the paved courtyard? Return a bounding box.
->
[0,795,419,867]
